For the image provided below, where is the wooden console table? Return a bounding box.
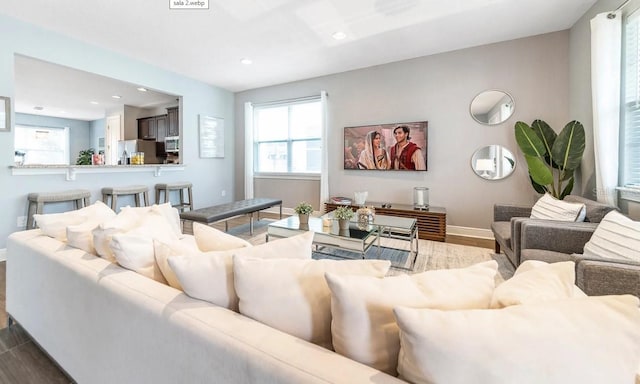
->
[324,201,446,242]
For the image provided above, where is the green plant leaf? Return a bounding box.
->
[515,121,547,158]
[524,155,554,186]
[560,177,575,199]
[529,175,548,194]
[531,119,557,156]
[551,120,585,172]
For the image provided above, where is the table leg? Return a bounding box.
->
[249,213,254,235]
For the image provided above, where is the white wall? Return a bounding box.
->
[235,31,571,232]
[0,14,235,248]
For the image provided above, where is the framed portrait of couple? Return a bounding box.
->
[343,121,428,171]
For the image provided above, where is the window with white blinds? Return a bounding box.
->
[253,97,321,174]
[622,10,640,186]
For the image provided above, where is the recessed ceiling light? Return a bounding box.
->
[240,58,253,65]
[112,95,122,99]
[33,106,44,111]
[90,101,99,105]
[332,31,347,40]
[137,87,148,92]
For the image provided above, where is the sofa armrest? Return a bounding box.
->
[572,256,640,297]
[519,221,597,255]
[493,204,532,222]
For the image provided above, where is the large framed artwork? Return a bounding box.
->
[344,121,428,171]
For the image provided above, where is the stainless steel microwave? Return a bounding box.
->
[165,136,179,152]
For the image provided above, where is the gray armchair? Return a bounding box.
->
[491,195,617,267]
[520,220,640,298]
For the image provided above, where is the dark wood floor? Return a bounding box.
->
[0,262,73,384]
[0,214,493,383]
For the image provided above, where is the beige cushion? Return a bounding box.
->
[168,231,314,311]
[490,260,575,308]
[92,208,144,262]
[65,204,118,254]
[583,210,640,263]
[110,210,180,283]
[193,222,252,251]
[394,295,640,384]
[234,257,391,350]
[153,236,199,290]
[121,203,183,238]
[34,200,115,241]
[530,193,586,222]
[325,260,498,375]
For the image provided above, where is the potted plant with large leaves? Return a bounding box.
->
[514,119,585,199]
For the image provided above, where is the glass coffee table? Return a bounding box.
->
[266,213,418,269]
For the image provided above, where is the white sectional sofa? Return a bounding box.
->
[6,229,404,384]
[7,212,640,384]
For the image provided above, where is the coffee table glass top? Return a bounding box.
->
[267,215,376,240]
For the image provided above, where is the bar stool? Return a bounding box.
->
[101,185,150,212]
[155,182,193,212]
[26,189,92,229]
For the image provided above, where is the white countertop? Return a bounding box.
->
[10,164,185,181]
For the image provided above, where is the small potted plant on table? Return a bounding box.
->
[334,205,354,230]
[294,201,313,224]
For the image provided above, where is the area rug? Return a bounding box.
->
[227,219,514,282]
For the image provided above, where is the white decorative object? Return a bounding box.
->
[413,187,429,209]
[354,191,368,205]
[530,193,586,222]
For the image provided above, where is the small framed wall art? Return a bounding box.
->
[199,115,224,158]
[0,96,10,132]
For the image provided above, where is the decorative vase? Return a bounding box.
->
[299,213,309,225]
[338,218,349,230]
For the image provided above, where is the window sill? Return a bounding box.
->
[254,173,320,181]
[10,164,185,181]
[617,186,640,203]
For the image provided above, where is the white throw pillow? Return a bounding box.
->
[583,210,640,263]
[233,257,391,350]
[490,261,575,308]
[193,222,252,251]
[34,200,115,241]
[168,231,314,311]
[530,193,586,222]
[394,295,640,384]
[325,260,498,375]
[110,210,180,283]
[92,208,145,262]
[153,236,200,290]
[121,203,183,238]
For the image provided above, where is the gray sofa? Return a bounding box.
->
[520,221,640,298]
[491,195,617,267]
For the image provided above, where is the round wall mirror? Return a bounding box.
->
[471,145,516,180]
[470,90,515,125]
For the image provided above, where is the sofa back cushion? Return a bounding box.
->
[583,210,640,263]
[233,257,390,350]
[564,195,618,223]
[394,295,640,384]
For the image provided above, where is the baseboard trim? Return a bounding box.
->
[0,248,6,262]
[447,225,494,240]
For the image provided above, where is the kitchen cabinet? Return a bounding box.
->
[167,107,179,137]
[138,117,156,140]
[138,115,167,141]
[156,115,167,142]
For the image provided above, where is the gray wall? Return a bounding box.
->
[0,14,235,248]
[235,31,571,233]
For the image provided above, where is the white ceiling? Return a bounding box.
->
[1,0,598,120]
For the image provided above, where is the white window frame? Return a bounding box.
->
[252,96,321,178]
